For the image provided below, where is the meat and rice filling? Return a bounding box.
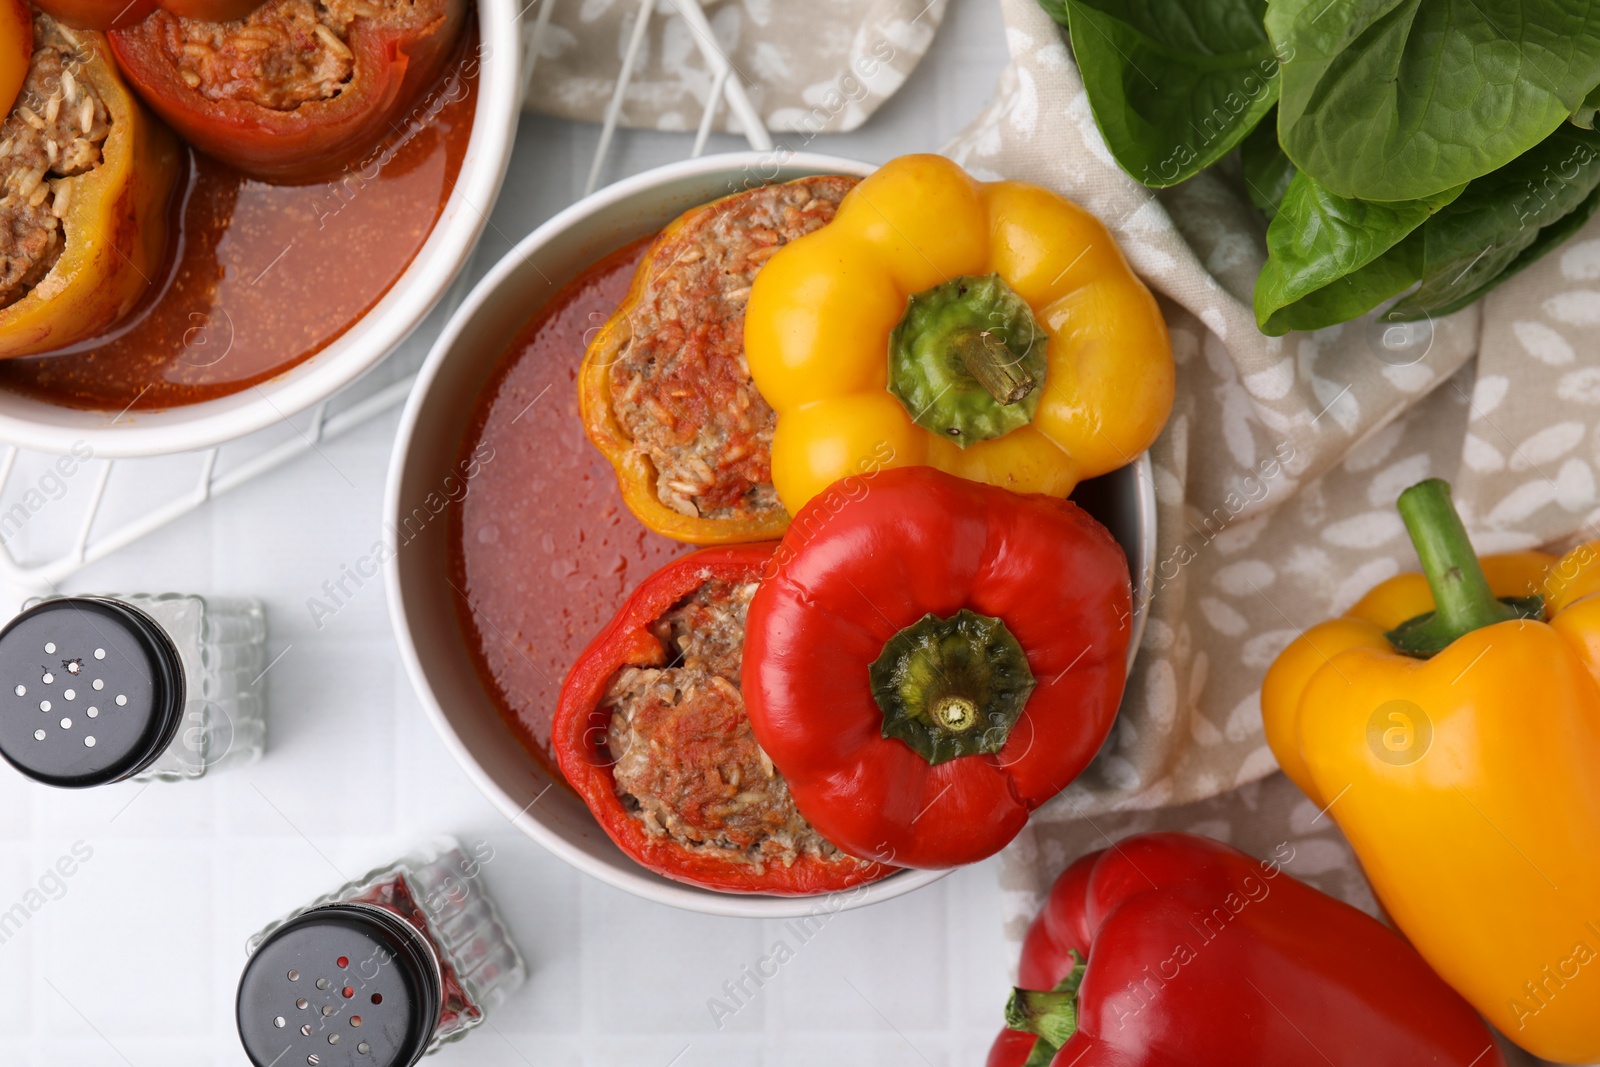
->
[160,0,414,110]
[609,175,857,522]
[605,577,852,873]
[0,13,111,310]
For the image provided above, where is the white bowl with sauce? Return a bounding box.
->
[0,0,520,458]
[386,152,1159,918]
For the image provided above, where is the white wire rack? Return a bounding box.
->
[0,0,771,592]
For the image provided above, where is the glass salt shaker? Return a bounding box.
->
[0,594,267,787]
[236,838,525,1067]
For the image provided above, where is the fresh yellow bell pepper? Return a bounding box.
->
[0,12,179,358]
[1262,478,1600,1064]
[743,154,1174,512]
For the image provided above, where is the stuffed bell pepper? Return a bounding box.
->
[581,175,858,545]
[0,7,179,358]
[990,833,1505,1067]
[744,153,1174,513]
[1263,478,1600,1063]
[553,543,893,895]
[106,0,465,182]
[34,0,264,31]
[743,466,1132,869]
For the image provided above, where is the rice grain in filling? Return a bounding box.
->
[604,577,853,873]
[0,13,111,310]
[161,0,421,111]
[608,175,857,522]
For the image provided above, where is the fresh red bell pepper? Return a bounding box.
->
[106,0,465,182]
[742,466,1132,870]
[32,0,263,32]
[552,543,894,896]
[990,833,1506,1067]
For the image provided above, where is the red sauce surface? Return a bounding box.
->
[0,33,479,410]
[450,237,687,773]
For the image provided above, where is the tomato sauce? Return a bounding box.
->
[450,237,688,773]
[0,33,480,410]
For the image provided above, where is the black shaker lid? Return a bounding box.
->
[237,904,440,1067]
[0,597,185,788]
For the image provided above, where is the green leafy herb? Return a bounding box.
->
[1035,0,1600,335]
[1574,84,1600,130]
[1254,173,1462,334]
[1241,107,1296,218]
[1256,125,1600,332]
[1387,126,1600,319]
[1267,0,1600,202]
[1046,0,1280,187]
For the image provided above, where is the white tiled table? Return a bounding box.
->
[0,2,1015,1063]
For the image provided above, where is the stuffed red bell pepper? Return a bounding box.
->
[553,544,893,895]
[742,467,1132,870]
[106,0,465,182]
[33,0,264,32]
[990,833,1505,1067]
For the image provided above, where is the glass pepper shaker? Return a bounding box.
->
[237,838,525,1067]
[0,594,267,787]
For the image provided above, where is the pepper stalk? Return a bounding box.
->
[1004,951,1087,1067]
[1386,479,1542,657]
[886,273,1048,448]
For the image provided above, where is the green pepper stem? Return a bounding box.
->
[1005,987,1078,1047]
[953,328,1036,405]
[888,273,1046,446]
[930,694,979,732]
[870,609,1035,765]
[1394,479,1519,645]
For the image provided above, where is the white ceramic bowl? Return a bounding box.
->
[0,0,521,458]
[386,153,1158,918]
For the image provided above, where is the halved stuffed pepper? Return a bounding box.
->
[34,0,265,32]
[580,175,859,545]
[553,543,893,894]
[0,7,179,358]
[107,0,465,182]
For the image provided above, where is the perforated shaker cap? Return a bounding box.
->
[237,904,441,1067]
[0,597,185,788]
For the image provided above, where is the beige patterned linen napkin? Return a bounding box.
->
[951,1,1600,1046]
[521,0,947,135]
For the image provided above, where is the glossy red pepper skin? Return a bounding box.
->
[742,467,1132,869]
[989,833,1506,1067]
[32,0,263,32]
[106,0,465,182]
[552,544,894,896]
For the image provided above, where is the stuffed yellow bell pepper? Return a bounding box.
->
[580,174,862,545]
[0,9,178,358]
[1263,477,1600,1064]
[743,154,1174,512]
